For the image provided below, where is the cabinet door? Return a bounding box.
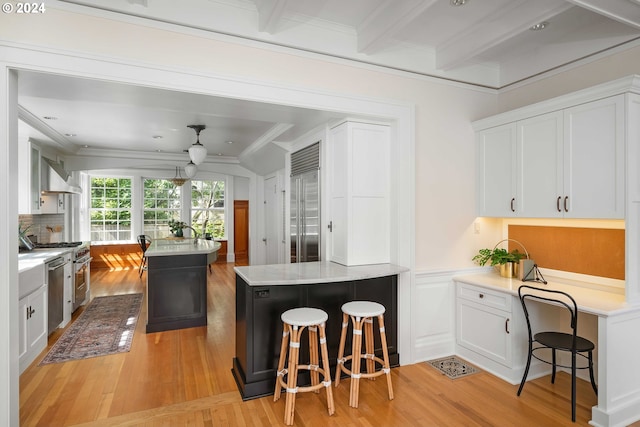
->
[563,95,625,219]
[477,123,517,217]
[457,299,512,367]
[41,194,66,214]
[328,121,390,265]
[27,284,48,353]
[18,296,28,362]
[517,111,563,217]
[18,142,42,214]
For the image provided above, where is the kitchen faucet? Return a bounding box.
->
[183,225,200,243]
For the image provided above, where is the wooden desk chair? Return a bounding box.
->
[137,235,152,278]
[517,285,598,422]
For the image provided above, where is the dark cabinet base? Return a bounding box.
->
[233,274,398,400]
[146,254,208,333]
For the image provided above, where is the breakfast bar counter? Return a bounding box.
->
[144,239,221,333]
[232,261,408,400]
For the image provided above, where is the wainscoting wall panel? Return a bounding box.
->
[413,269,457,362]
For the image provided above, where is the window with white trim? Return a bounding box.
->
[191,179,225,239]
[143,178,182,239]
[90,176,132,242]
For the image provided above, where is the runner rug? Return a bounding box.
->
[40,293,143,365]
[427,356,481,380]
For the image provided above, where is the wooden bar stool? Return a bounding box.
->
[334,301,394,408]
[274,307,335,425]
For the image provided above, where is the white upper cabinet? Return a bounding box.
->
[518,111,564,217]
[563,95,625,218]
[477,123,517,217]
[476,94,625,219]
[41,194,66,214]
[327,121,390,266]
[18,141,42,215]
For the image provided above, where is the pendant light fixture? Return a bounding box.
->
[184,160,197,178]
[170,166,188,187]
[187,124,207,165]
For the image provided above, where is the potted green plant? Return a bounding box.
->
[168,219,188,237]
[472,239,529,278]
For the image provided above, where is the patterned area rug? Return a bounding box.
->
[427,356,481,379]
[40,293,143,365]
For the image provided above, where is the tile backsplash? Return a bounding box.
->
[19,214,65,244]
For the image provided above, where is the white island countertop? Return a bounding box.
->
[145,238,221,257]
[453,272,635,317]
[235,262,409,286]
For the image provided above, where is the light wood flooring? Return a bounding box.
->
[19,263,621,426]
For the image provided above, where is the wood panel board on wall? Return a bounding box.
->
[508,225,624,280]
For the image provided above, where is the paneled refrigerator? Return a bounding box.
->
[290,143,320,263]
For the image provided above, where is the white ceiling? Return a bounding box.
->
[16,0,640,174]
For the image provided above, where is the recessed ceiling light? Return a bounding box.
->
[83,144,89,148]
[218,153,223,156]
[226,140,233,144]
[43,116,57,120]
[450,0,468,6]
[65,133,76,137]
[152,135,163,139]
[156,149,162,152]
[530,21,549,31]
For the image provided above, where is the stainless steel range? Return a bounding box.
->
[35,241,91,312]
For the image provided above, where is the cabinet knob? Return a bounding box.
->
[479,293,484,299]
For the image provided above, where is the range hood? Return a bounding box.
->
[41,157,82,194]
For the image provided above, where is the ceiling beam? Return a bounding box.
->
[567,0,640,30]
[357,0,438,55]
[435,0,572,71]
[18,105,78,154]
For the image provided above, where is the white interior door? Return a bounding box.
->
[264,176,280,264]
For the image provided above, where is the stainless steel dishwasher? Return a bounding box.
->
[46,257,68,335]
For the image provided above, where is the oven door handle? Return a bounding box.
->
[74,256,92,265]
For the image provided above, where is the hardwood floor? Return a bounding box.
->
[20,264,615,426]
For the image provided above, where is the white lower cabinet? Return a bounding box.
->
[455,281,526,384]
[19,283,48,374]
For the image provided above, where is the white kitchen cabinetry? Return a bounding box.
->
[476,95,624,219]
[327,121,390,266]
[563,96,625,218]
[19,266,48,375]
[18,141,43,215]
[41,193,66,214]
[477,123,517,217]
[456,282,516,367]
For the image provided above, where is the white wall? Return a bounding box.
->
[234,176,250,200]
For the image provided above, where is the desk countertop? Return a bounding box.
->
[235,262,409,286]
[145,239,221,257]
[453,272,634,317]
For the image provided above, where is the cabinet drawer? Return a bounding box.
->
[457,282,511,312]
